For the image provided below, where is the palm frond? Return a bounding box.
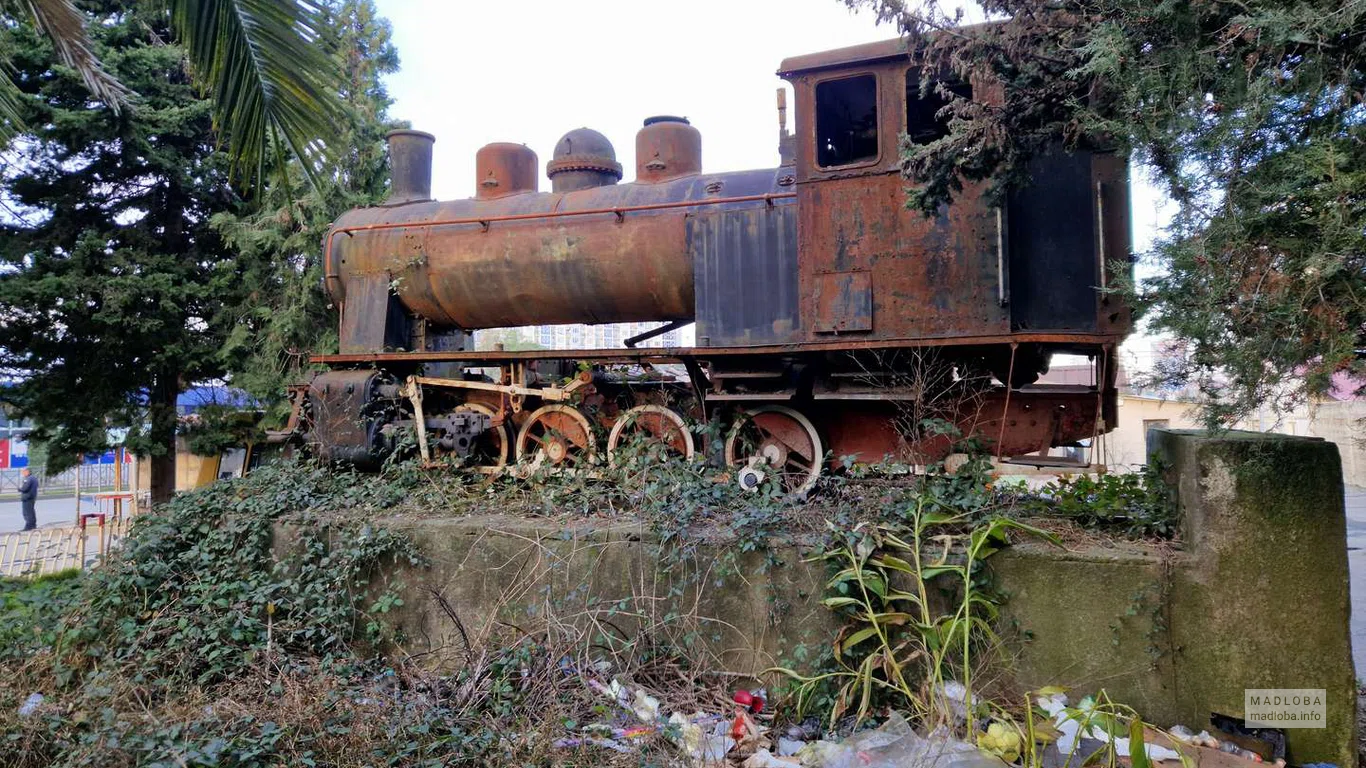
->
[168,0,346,187]
[18,0,130,110]
[0,67,22,144]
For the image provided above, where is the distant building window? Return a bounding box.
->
[1143,419,1170,458]
[816,74,879,168]
[905,72,970,145]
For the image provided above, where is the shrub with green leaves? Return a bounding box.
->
[1021,462,1179,539]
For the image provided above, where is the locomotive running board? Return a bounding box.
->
[310,332,1126,365]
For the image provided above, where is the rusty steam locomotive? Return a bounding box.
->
[292,37,1131,494]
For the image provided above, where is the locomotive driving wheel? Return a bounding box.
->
[515,404,597,470]
[606,405,694,466]
[455,402,509,469]
[724,405,823,498]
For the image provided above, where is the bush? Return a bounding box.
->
[1021,461,1178,539]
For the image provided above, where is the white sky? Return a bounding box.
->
[373,0,1171,366]
[373,0,904,199]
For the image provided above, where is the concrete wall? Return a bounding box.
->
[354,430,1354,763]
[1304,400,1366,488]
[1101,395,1366,487]
[134,437,227,493]
[1100,395,1202,468]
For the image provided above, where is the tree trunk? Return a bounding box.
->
[148,371,180,506]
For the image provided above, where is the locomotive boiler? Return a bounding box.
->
[297,35,1132,495]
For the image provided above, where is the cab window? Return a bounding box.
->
[815,74,878,167]
[906,72,971,144]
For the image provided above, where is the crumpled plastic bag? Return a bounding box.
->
[796,713,1008,768]
[744,750,803,767]
[1036,693,1181,763]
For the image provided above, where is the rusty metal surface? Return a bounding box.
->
[689,202,800,346]
[797,172,1008,340]
[1092,152,1133,336]
[301,35,1141,471]
[813,270,873,333]
[781,52,1131,345]
[777,37,912,77]
[547,128,622,193]
[385,130,435,204]
[635,117,702,183]
[305,370,396,470]
[327,168,793,334]
[814,389,1102,464]
[475,143,539,199]
[311,331,1126,366]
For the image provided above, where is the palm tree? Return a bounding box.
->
[0,0,346,186]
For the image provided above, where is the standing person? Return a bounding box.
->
[18,468,38,531]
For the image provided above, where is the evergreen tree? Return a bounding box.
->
[0,0,246,502]
[211,0,401,425]
[843,0,1366,423]
[0,0,400,502]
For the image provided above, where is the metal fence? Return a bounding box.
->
[0,464,122,494]
[0,514,133,577]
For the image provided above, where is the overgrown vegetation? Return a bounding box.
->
[773,512,1058,730]
[0,436,1181,766]
[1014,461,1179,539]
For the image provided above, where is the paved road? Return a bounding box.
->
[0,494,105,533]
[1346,485,1366,675]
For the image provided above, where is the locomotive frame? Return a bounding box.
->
[290,35,1132,495]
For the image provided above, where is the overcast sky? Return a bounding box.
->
[370,0,1170,363]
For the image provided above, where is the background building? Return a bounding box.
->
[478,321,693,351]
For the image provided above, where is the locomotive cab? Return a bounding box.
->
[777,38,1131,369]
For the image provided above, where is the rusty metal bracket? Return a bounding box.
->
[624,319,688,348]
[264,384,310,444]
[414,374,588,403]
[681,356,709,422]
[399,376,431,463]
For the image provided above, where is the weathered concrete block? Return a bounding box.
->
[306,430,1353,762]
[373,516,838,674]
[1152,429,1355,764]
[992,543,1180,725]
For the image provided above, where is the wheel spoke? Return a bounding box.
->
[724,406,823,497]
[607,405,693,465]
[516,405,597,466]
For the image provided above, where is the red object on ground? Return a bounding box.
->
[730,712,747,741]
[732,689,765,714]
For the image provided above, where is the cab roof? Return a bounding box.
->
[777,24,995,78]
[776,37,911,78]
